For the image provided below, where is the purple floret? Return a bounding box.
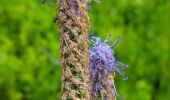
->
[68,0,91,16]
[89,34,128,96]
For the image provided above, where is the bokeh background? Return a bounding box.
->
[0,0,170,100]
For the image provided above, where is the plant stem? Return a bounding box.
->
[57,0,90,99]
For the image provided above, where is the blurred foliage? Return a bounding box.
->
[0,0,170,100]
[0,0,60,100]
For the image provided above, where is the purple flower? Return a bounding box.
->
[89,33,128,96]
[68,0,79,15]
[89,34,128,79]
[67,0,91,16]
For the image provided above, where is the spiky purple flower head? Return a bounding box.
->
[89,33,128,97]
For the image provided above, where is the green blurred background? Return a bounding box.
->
[0,0,170,100]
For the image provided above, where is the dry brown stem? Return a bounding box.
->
[57,0,89,99]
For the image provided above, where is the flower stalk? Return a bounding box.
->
[57,0,90,99]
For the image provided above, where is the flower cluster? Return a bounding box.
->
[89,33,128,96]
